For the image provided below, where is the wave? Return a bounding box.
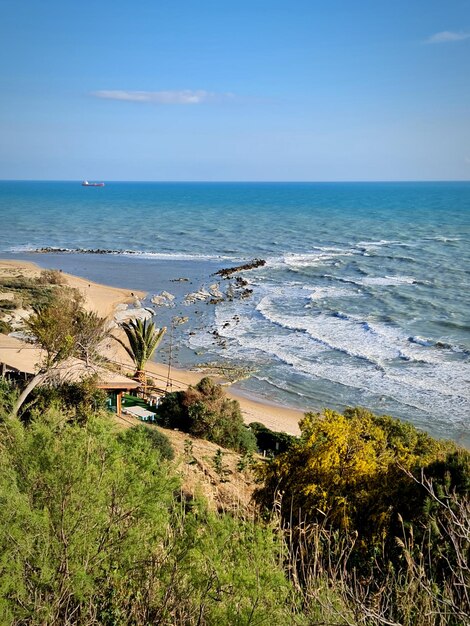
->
[323,273,422,287]
[355,239,402,248]
[222,321,470,419]
[209,307,470,424]
[265,247,359,270]
[256,297,400,365]
[304,285,360,301]
[424,236,461,243]
[254,296,469,367]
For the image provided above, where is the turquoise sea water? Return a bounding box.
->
[1,181,469,445]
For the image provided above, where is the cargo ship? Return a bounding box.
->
[82,180,105,187]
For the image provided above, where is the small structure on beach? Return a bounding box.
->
[0,334,140,416]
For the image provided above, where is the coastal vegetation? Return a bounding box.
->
[255,407,469,625]
[157,376,257,453]
[0,267,468,624]
[12,288,108,415]
[0,368,469,624]
[0,400,300,625]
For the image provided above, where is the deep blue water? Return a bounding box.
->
[1,181,469,445]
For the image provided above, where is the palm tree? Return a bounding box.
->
[115,319,166,388]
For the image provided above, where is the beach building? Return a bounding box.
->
[0,334,140,415]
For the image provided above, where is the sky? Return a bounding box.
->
[0,0,469,181]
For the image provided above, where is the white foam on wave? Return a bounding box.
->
[325,274,420,287]
[361,275,418,286]
[305,285,360,301]
[210,302,470,424]
[185,274,470,427]
[125,251,236,262]
[283,250,356,268]
[256,296,400,364]
[265,246,359,270]
[356,240,401,248]
[426,236,461,243]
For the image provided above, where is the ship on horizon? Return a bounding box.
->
[82,180,105,187]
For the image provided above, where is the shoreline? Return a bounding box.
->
[0,258,303,436]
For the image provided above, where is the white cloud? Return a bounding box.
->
[425,31,470,44]
[91,90,233,104]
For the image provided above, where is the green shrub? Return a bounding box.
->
[24,378,107,423]
[157,377,257,453]
[38,268,66,285]
[0,320,12,334]
[118,424,174,461]
[0,378,17,419]
[249,421,296,454]
[0,410,302,625]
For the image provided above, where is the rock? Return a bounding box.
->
[184,289,211,305]
[114,306,154,324]
[209,283,223,298]
[214,258,266,278]
[5,308,31,330]
[151,291,175,306]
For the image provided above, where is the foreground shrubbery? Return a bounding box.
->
[0,408,307,625]
[1,373,468,625]
[256,407,470,625]
[157,377,257,453]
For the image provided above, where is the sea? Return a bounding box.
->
[1,181,469,446]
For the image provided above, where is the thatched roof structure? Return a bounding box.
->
[0,334,139,391]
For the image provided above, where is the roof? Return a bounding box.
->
[0,333,42,375]
[0,334,140,390]
[123,405,156,420]
[50,358,140,390]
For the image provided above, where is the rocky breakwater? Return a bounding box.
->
[213,258,266,278]
[35,247,140,255]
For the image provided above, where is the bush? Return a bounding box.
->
[24,378,107,423]
[249,421,296,455]
[255,408,467,562]
[0,410,302,625]
[38,268,66,285]
[0,320,12,334]
[0,378,17,419]
[118,424,174,461]
[157,377,257,453]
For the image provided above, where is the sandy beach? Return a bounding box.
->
[0,259,303,436]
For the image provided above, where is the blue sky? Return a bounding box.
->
[1,0,469,181]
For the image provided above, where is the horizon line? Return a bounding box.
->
[1,178,470,184]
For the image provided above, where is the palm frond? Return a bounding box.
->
[117,319,166,374]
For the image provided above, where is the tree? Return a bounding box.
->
[255,408,455,541]
[12,288,108,416]
[114,318,166,388]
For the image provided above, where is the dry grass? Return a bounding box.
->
[115,412,258,514]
